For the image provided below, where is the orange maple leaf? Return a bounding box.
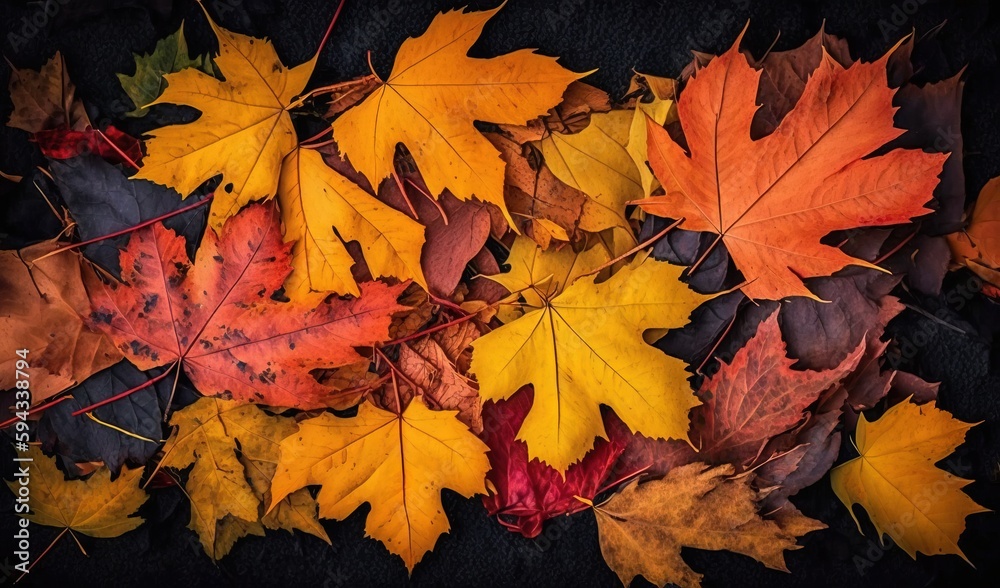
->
[84,204,407,410]
[637,33,948,300]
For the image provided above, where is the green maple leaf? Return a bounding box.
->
[117,24,215,117]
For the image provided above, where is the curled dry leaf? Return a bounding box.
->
[591,463,823,588]
[6,51,90,134]
[949,177,1000,289]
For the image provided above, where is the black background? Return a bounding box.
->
[2,0,999,586]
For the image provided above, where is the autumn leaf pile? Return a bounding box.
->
[2,4,997,587]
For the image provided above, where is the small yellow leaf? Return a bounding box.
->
[160,397,326,559]
[333,5,582,228]
[269,400,490,572]
[278,147,426,298]
[8,446,145,538]
[627,96,677,197]
[489,234,618,324]
[537,109,642,233]
[831,399,988,562]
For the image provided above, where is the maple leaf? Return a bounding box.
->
[278,146,426,297]
[480,387,627,538]
[84,203,407,409]
[489,233,621,323]
[470,255,711,471]
[537,109,643,233]
[637,34,947,300]
[117,24,215,118]
[332,5,582,228]
[160,398,328,559]
[591,463,822,588]
[831,398,988,562]
[949,176,1000,288]
[6,51,90,134]
[268,400,490,572]
[133,9,316,230]
[0,240,122,403]
[8,446,146,538]
[690,311,863,467]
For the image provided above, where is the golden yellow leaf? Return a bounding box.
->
[6,51,90,133]
[278,147,427,297]
[332,5,582,228]
[626,76,678,198]
[160,398,327,559]
[8,446,145,537]
[134,9,316,229]
[537,109,642,233]
[831,399,988,562]
[470,255,711,471]
[592,463,821,588]
[269,400,490,572]
[489,234,618,324]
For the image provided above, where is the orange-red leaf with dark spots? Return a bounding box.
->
[84,203,407,409]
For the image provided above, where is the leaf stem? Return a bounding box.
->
[30,194,213,265]
[96,129,140,171]
[0,395,72,429]
[578,217,683,279]
[71,363,178,416]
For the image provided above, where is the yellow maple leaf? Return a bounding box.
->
[160,398,328,559]
[626,74,678,198]
[269,400,490,572]
[489,233,623,323]
[134,8,316,229]
[8,446,146,538]
[278,147,427,297]
[470,255,711,471]
[591,463,822,588]
[332,5,583,228]
[831,399,988,562]
[537,109,642,234]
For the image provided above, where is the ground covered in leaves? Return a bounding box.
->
[1,0,1000,587]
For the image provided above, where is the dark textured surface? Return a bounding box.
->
[1,0,999,586]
